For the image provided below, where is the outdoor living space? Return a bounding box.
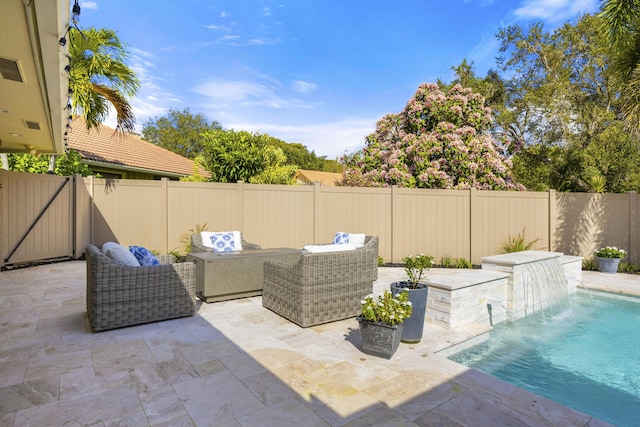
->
[0,261,627,427]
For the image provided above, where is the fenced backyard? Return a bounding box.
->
[1,169,638,268]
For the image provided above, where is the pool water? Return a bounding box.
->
[449,291,640,427]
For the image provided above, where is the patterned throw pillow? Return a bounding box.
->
[333,232,350,244]
[129,245,160,266]
[333,232,366,247]
[208,232,237,253]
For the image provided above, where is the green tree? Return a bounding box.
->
[249,146,298,184]
[8,150,94,176]
[8,154,49,174]
[69,27,139,132]
[496,14,640,192]
[142,109,222,159]
[340,83,523,190]
[598,0,640,126]
[201,129,265,183]
[257,136,342,172]
[179,155,209,182]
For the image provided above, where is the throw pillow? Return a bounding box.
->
[200,231,244,252]
[207,231,237,252]
[333,232,350,244]
[303,243,357,253]
[129,245,160,266]
[102,242,140,267]
[333,232,366,248]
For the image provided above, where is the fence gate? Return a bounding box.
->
[1,170,74,269]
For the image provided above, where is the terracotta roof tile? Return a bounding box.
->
[67,118,209,177]
[294,169,343,186]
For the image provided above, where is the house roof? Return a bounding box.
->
[67,118,209,178]
[294,169,343,186]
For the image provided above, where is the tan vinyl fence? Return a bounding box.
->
[1,171,75,267]
[3,170,640,268]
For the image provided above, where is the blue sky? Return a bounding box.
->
[78,0,599,159]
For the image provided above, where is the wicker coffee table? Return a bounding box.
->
[187,248,301,303]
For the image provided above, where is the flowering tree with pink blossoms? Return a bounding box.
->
[340,83,525,190]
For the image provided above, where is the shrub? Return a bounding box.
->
[454,257,473,268]
[403,253,434,287]
[360,290,412,326]
[440,255,472,268]
[618,262,639,274]
[174,222,209,256]
[582,258,598,271]
[594,246,627,258]
[502,228,541,253]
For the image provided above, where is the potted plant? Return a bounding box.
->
[390,253,434,343]
[357,290,412,359]
[594,246,627,274]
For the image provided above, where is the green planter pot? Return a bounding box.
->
[357,316,404,359]
[596,256,621,274]
[391,281,428,344]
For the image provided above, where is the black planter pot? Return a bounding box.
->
[390,281,428,343]
[357,316,404,359]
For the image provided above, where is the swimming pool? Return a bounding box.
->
[449,291,640,427]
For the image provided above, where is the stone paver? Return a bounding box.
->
[0,261,621,426]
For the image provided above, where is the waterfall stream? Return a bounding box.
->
[521,257,570,317]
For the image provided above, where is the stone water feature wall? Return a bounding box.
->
[426,251,583,329]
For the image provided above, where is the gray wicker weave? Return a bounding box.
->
[190,233,261,253]
[86,244,197,332]
[262,236,379,327]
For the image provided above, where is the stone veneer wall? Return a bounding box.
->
[426,251,583,329]
[426,270,510,328]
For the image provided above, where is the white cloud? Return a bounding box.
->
[514,0,598,23]
[204,24,230,31]
[291,80,318,94]
[264,7,271,16]
[80,1,98,10]
[220,12,229,18]
[193,78,318,110]
[225,118,376,159]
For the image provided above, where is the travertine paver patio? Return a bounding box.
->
[0,261,625,426]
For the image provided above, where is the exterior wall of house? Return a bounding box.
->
[88,165,172,180]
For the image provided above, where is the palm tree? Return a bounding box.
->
[69,27,140,132]
[598,0,640,126]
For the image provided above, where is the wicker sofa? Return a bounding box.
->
[85,244,197,332]
[262,236,379,327]
[190,232,261,253]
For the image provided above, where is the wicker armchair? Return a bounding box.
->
[86,244,197,332]
[262,236,379,327]
[190,233,261,253]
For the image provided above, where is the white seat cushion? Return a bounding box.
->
[303,243,357,253]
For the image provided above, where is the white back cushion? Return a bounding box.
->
[349,233,366,248]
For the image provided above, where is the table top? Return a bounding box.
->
[188,248,300,260]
